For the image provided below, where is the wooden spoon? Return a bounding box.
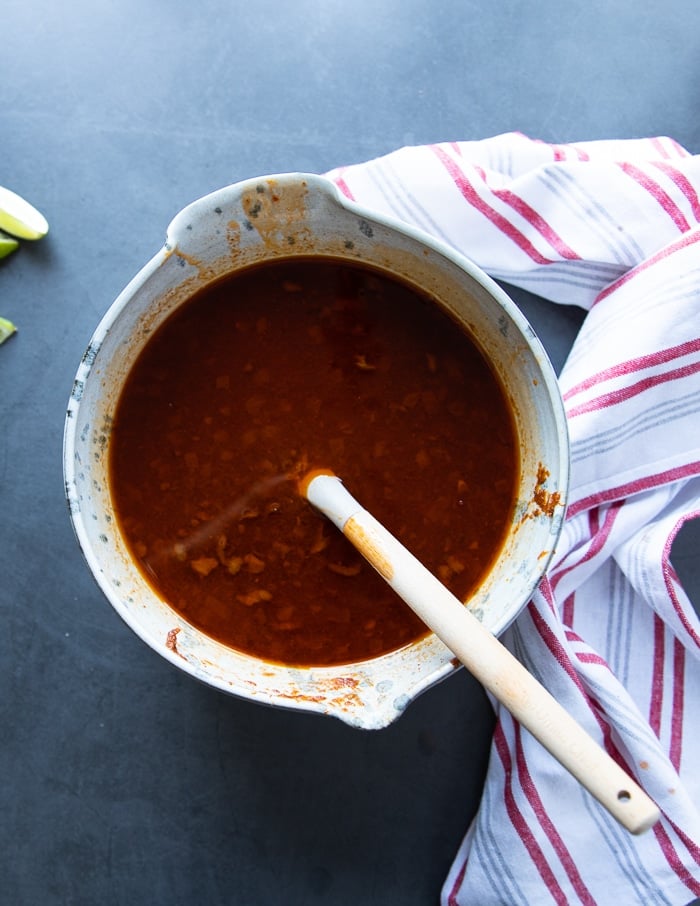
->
[301,469,660,835]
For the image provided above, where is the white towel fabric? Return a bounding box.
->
[326,133,700,905]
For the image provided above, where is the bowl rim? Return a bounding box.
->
[62,172,570,728]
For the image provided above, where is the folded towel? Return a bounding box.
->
[326,134,700,905]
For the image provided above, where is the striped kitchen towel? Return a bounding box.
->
[326,134,700,905]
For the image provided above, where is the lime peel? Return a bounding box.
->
[0,185,49,240]
[0,317,17,345]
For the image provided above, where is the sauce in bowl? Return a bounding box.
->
[109,257,518,666]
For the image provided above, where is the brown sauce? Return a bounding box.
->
[109,258,518,666]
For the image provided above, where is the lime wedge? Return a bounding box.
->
[0,186,49,240]
[0,231,19,259]
[0,317,17,344]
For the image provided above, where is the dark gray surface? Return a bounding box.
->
[1,2,698,904]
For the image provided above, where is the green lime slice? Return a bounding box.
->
[0,317,17,344]
[0,231,19,259]
[0,185,49,240]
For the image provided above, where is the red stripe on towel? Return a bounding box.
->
[618,162,690,232]
[431,145,555,265]
[567,462,700,519]
[563,338,700,402]
[494,721,569,904]
[651,162,700,222]
[565,360,700,418]
[513,724,597,905]
[594,229,700,306]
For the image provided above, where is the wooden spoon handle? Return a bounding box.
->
[304,472,660,835]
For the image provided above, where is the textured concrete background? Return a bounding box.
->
[1,2,698,903]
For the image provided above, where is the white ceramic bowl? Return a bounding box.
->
[63,173,569,729]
